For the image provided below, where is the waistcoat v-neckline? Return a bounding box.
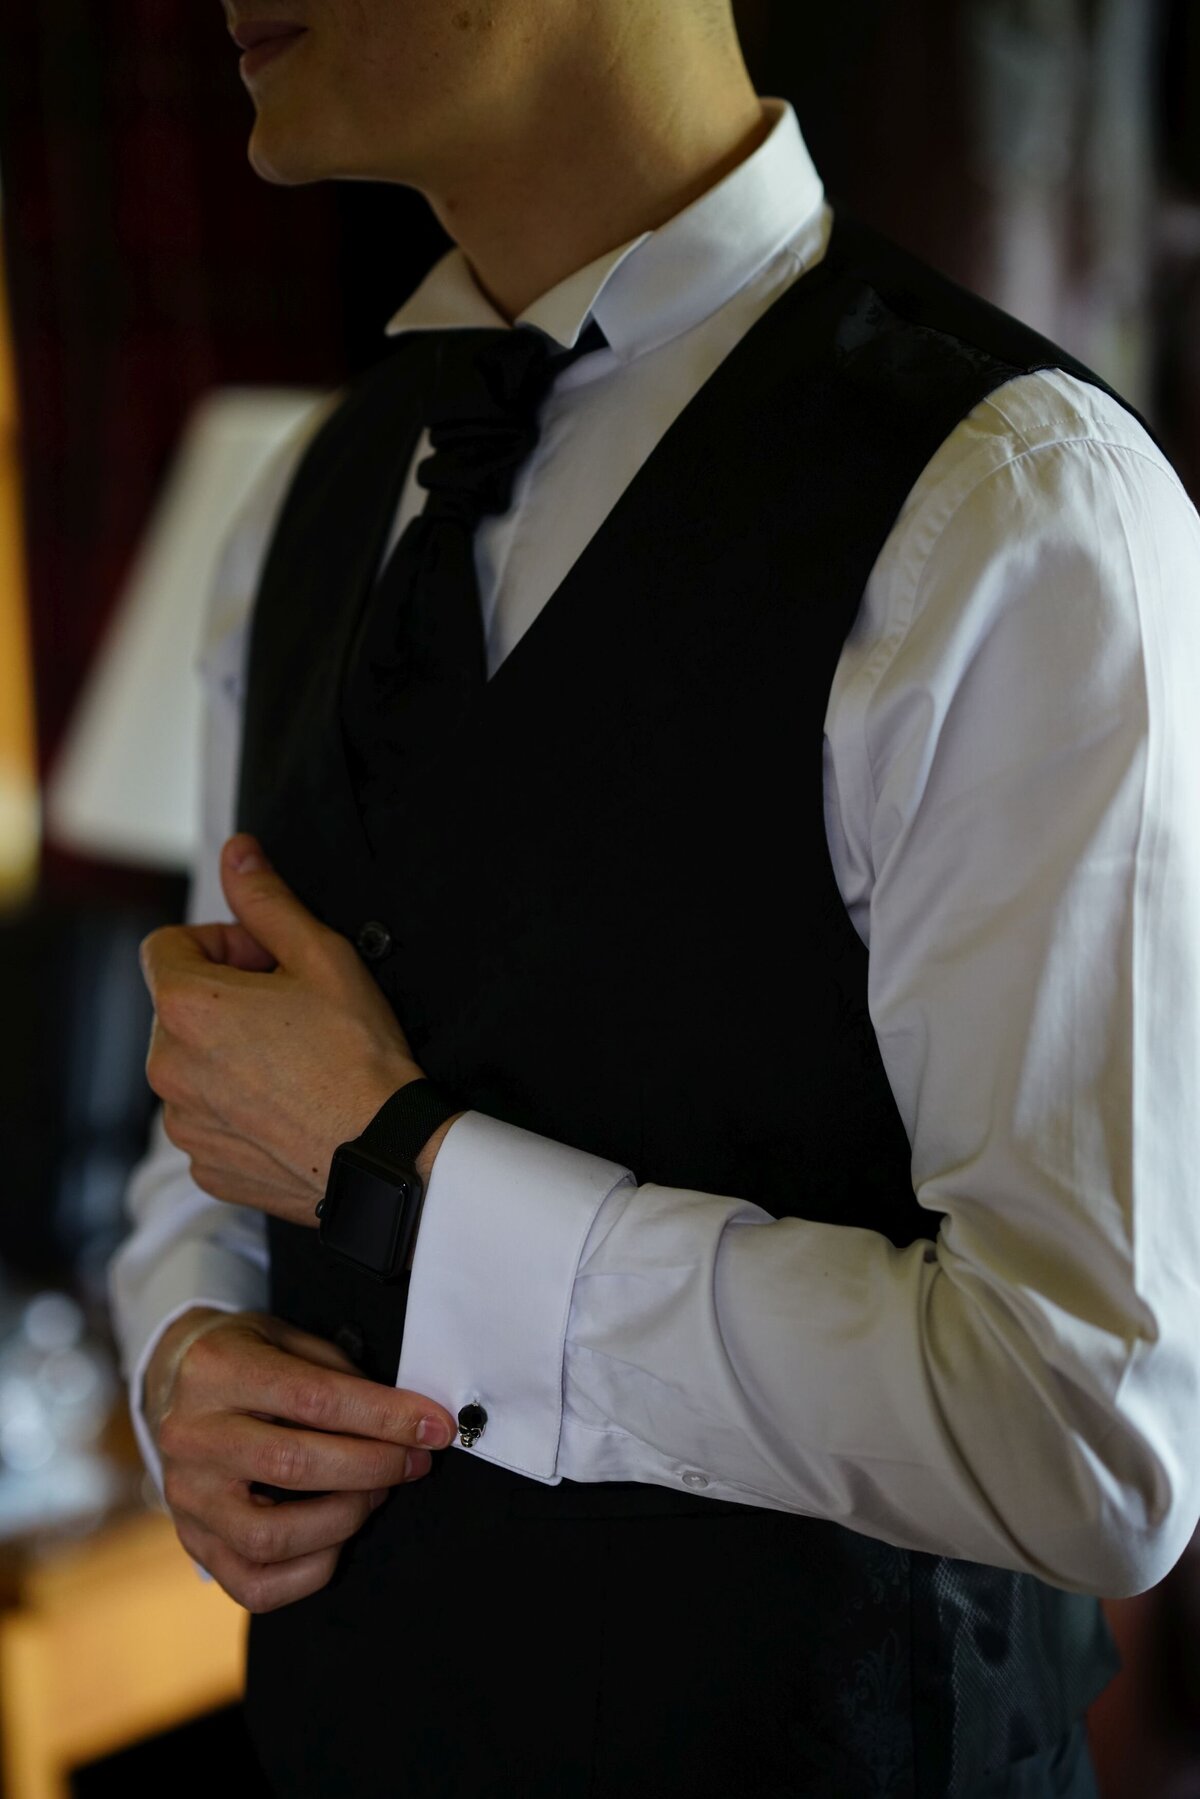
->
[298,212,850,893]
[286,204,1146,920]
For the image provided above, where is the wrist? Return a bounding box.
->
[405,1109,466,1272]
[141,1304,231,1440]
[414,1110,467,1185]
[319,1082,466,1278]
[357,1065,464,1185]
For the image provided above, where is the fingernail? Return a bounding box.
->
[368,1488,389,1509]
[417,1417,450,1448]
[405,1448,432,1480]
[228,835,263,872]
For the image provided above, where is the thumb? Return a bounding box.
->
[219,834,325,970]
[186,919,278,973]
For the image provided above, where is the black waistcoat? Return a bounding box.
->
[234,211,1134,1795]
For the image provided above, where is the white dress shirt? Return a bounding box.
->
[107,96,1200,1599]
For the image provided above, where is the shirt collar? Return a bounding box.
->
[382,97,824,363]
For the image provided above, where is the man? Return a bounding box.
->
[108,2,1200,1795]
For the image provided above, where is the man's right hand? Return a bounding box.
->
[141,1305,458,1613]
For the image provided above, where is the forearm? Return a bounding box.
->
[560,1176,1187,1595]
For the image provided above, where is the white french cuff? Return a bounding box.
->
[397,1110,635,1478]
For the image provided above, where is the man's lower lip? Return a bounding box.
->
[240,31,306,77]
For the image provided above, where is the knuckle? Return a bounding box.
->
[139,927,164,979]
[349,1490,378,1530]
[189,1162,222,1200]
[147,1047,185,1108]
[145,1041,169,1100]
[161,1461,190,1513]
[258,1435,308,1489]
[153,978,184,1032]
[156,978,207,1046]
[303,1548,341,1599]
[156,1408,193,1462]
[173,1515,207,1564]
[239,1568,276,1614]
[358,1397,402,1441]
[359,1445,397,1488]
[160,1102,192,1151]
[285,1377,335,1429]
[248,1547,337,1614]
[173,1529,254,1611]
[176,1327,223,1390]
[236,1512,281,1564]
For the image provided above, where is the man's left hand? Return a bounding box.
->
[139,833,421,1230]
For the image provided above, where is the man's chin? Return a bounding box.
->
[246,129,330,186]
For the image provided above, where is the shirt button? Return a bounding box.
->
[681,1470,709,1490]
[457,1402,487,1447]
[356,919,394,961]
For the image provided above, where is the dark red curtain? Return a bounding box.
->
[0,0,447,907]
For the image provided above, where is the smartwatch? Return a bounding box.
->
[316,1079,462,1282]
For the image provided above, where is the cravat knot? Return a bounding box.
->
[417,320,606,524]
[340,314,608,839]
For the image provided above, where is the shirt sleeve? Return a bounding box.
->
[106,393,340,1511]
[397,373,1200,1599]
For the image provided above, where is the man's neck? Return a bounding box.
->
[422,73,771,324]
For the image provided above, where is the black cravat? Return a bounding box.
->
[341,316,609,834]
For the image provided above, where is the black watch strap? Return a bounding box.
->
[356,1079,461,1167]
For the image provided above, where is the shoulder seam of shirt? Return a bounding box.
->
[856,430,1195,822]
[978,367,1157,458]
[890,431,1193,651]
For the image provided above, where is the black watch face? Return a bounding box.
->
[321,1146,418,1279]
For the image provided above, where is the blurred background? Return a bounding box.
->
[0,0,1198,1792]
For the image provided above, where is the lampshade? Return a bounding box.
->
[43,386,325,872]
[0,198,39,911]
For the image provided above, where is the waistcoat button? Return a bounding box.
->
[681,1470,709,1489]
[334,1322,365,1366]
[356,920,393,961]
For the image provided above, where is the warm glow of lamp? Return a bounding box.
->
[43,386,326,872]
[0,195,40,911]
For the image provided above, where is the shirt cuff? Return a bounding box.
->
[396,1110,634,1479]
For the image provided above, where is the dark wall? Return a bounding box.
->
[0,2,447,867]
